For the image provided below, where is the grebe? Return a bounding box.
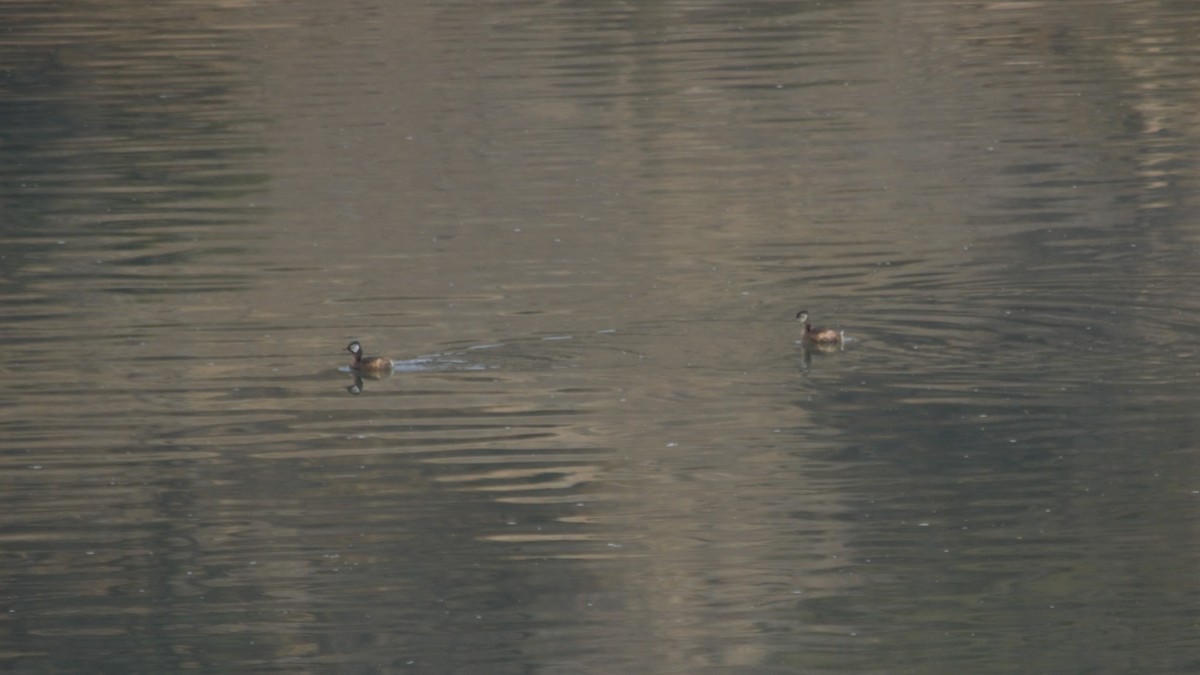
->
[346,341,393,375]
[795,311,844,346]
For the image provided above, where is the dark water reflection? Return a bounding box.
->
[3,0,1200,673]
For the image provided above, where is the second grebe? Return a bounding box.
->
[795,311,844,345]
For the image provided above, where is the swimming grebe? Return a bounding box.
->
[347,341,393,375]
[795,311,844,345]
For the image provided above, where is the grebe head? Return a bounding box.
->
[347,341,363,358]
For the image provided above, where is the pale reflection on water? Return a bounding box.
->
[3,0,1200,673]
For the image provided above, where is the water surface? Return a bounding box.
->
[3,1,1200,672]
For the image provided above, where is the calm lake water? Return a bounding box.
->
[3,1,1200,672]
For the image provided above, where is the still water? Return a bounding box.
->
[3,0,1200,672]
